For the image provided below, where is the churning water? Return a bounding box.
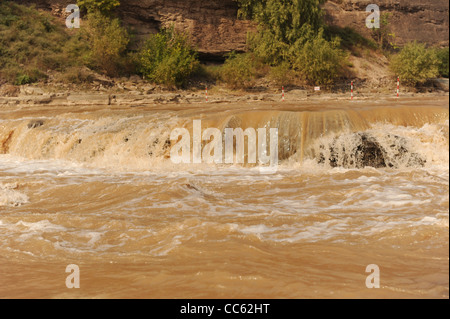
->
[0,97,448,298]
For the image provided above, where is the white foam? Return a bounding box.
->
[14,220,67,233]
[0,182,29,207]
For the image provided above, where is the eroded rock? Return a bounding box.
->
[319,133,426,169]
[27,120,44,129]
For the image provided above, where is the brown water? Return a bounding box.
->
[0,97,448,299]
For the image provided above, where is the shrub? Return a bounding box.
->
[435,47,449,78]
[236,0,326,65]
[390,41,439,86]
[83,11,130,77]
[218,52,261,89]
[291,31,346,85]
[236,0,325,36]
[235,0,348,86]
[138,27,199,88]
[269,61,296,86]
[371,12,397,50]
[247,28,290,66]
[14,74,33,85]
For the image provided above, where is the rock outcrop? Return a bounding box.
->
[319,132,426,169]
[118,0,254,60]
[324,0,449,47]
[21,0,254,60]
[21,0,449,60]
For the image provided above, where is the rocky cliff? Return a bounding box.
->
[19,0,449,59]
[324,0,449,47]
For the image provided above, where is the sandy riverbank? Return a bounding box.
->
[0,78,448,108]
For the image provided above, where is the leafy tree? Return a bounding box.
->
[291,30,345,85]
[138,27,199,88]
[219,52,260,89]
[435,47,449,78]
[83,11,130,76]
[236,0,325,34]
[390,41,439,86]
[236,0,326,65]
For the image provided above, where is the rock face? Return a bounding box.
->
[22,0,449,60]
[118,0,254,60]
[22,0,254,60]
[324,0,449,47]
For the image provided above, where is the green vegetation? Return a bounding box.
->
[269,61,296,86]
[390,41,439,86]
[218,52,260,89]
[138,27,199,88]
[0,1,131,85]
[292,30,346,85]
[371,13,397,51]
[1,0,446,90]
[238,0,326,65]
[0,1,85,85]
[435,47,449,78]
[82,11,130,77]
[77,0,120,13]
[234,0,346,86]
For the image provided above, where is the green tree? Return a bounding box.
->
[236,0,327,65]
[138,27,199,88]
[390,41,439,86]
[435,47,449,78]
[371,13,397,50]
[236,0,325,34]
[83,11,130,76]
[291,30,345,85]
[219,52,260,89]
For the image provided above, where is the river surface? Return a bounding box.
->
[0,96,448,298]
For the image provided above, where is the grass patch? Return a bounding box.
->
[0,1,89,84]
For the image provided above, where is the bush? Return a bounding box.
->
[435,47,449,78]
[138,27,199,88]
[269,61,296,86]
[390,41,439,86]
[14,74,33,85]
[247,28,290,66]
[235,0,347,86]
[237,0,326,65]
[83,11,130,77]
[291,31,346,85]
[219,52,261,89]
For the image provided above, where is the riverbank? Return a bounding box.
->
[0,78,448,108]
